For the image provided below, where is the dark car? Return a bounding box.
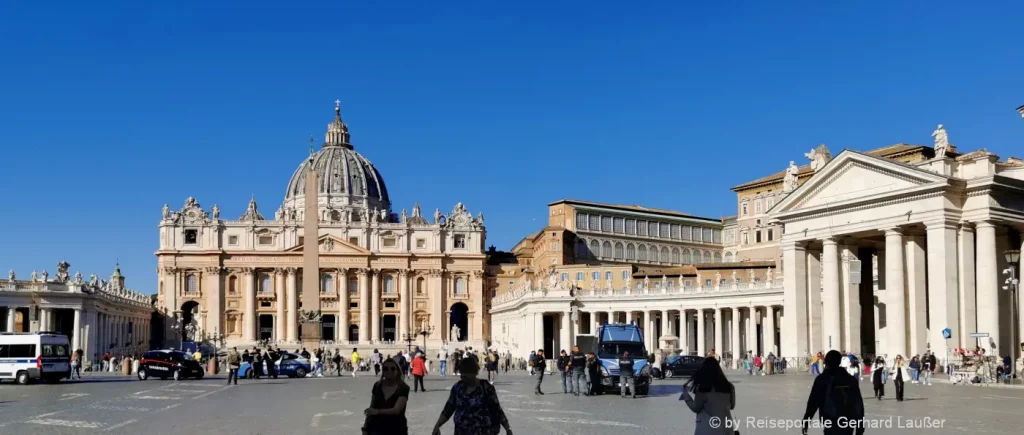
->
[137,350,205,381]
[658,355,704,378]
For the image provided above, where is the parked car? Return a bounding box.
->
[239,352,310,378]
[658,355,704,378]
[137,350,205,381]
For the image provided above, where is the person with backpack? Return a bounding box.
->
[801,350,865,435]
[680,357,735,435]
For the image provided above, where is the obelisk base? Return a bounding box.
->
[301,322,321,350]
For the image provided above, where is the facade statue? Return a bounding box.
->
[31,270,38,282]
[40,270,49,282]
[696,273,703,287]
[606,276,613,290]
[56,261,71,283]
[450,324,461,342]
[185,196,197,208]
[783,161,800,193]
[8,269,14,282]
[548,272,558,288]
[748,269,756,283]
[401,209,408,222]
[713,271,721,286]
[434,208,442,224]
[359,207,368,223]
[805,144,833,172]
[162,204,170,219]
[625,275,632,290]
[89,274,98,287]
[932,124,954,156]
[643,275,650,289]
[765,268,774,283]
[380,208,387,222]
[75,271,83,283]
[183,322,197,342]
[211,204,220,220]
[591,279,597,291]
[731,270,738,285]
[477,212,484,225]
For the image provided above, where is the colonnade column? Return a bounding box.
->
[730,307,740,368]
[782,241,808,357]
[605,311,613,324]
[696,309,706,356]
[765,306,776,356]
[72,309,82,351]
[680,310,689,353]
[399,271,409,338]
[560,312,571,351]
[5,307,16,332]
[286,268,299,343]
[659,311,669,349]
[534,313,544,355]
[975,222,1000,349]
[713,308,723,357]
[957,224,977,346]
[370,270,381,343]
[644,310,653,352]
[821,238,841,351]
[243,268,256,342]
[747,306,757,355]
[927,221,961,350]
[906,234,928,357]
[358,269,370,343]
[339,269,350,344]
[885,228,908,357]
[275,269,286,341]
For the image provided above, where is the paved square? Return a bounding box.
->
[0,370,1020,434]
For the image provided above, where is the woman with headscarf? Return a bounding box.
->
[871,356,887,400]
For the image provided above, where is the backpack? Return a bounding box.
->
[821,375,862,421]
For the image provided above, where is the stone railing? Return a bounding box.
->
[2,280,152,309]
[492,278,784,310]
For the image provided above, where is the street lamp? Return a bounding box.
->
[418,326,435,356]
[1003,249,1020,384]
[401,332,417,353]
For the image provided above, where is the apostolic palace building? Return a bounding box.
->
[155,103,489,351]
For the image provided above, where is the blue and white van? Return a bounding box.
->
[588,323,651,395]
[0,332,72,384]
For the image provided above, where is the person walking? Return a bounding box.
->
[362,359,410,435]
[439,346,449,377]
[557,350,572,394]
[527,350,537,376]
[252,349,263,379]
[924,352,937,386]
[568,346,586,397]
[411,353,427,392]
[532,349,546,395]
[909,355,920,384]
[70,349,82,380]
[226,347,241,385]
[431,357,512,435]
[585,352,599,396]
[680,357,735,435]
[800,350,865,435]
[351,348,361,377]
[486,350,499,382]
[333,351,343,377]
[372,349,382,376]
[891,355,908,402]
[618,350,636,399]
[871,356,886,400]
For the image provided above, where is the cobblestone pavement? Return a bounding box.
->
[0,370,1020,434]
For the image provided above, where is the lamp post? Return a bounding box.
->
[401,332,417,354]
[418,326,435,356]
[1003,249,1020,384]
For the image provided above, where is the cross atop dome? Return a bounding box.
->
[324,99,352,148]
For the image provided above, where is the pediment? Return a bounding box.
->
[774,150,950,214]
[284,234,369,255]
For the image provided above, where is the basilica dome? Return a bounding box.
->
[282,104,391,214]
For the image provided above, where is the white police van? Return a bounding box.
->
[0,332,72,385]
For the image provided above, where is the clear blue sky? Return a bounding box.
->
[2,1,1023,293]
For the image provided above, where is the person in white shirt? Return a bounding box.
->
[439,347,449,377]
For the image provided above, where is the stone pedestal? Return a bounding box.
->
[301,321,321,350]
[207,356,218,374]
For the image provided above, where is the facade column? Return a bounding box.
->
[659,310,669,349]
[286,268,299,343]
[958,224,977,346]
[821,238,841,351]
[243,268,256,342]
[593,311,600,334]
[806,250,822,354]
[206,266,223,337]
[975,222,1000,349]
[605,311,613,324]
[339,269,350,344]
[275,269,286,342]
[644,310,653,352]
[765,305,776,356]
[840,244,861,355]
[625,310,635,325]
[371,270,381,343]
[399,270,410,338]
[782,241,808,358]
[471,271,484,343]
[747,306,757,355]
[713,308,723,357]
[6,307,17,333]
[885,228,908,357]
[906,234,928,357]
[358,269,370,343]
[72,309,82,351]
[696,309,706,356]
[680,310,689,354]
[730,307,740,368]
[560,312,571,352]
[534,313,544,355]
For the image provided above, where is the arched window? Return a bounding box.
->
[682,248,691,264]
[589,240,600,258]
[416,277,425,295]
[602,241,612,258]
[321,274,334,293]
[638,245,647,261]
[660,247,669,263]
[703,251,712,263]
[385,275,395,294]
[626,244,636,261]
[714,252,723,263]
[348,278,358,295]
[649,246,659,262]
[724,252,734,263]
[671,248,681,263]
[614,242,624,260]
[228,276,238,294]
[186,274,198,293]
[455,277,466,295]
[259,273,272,293]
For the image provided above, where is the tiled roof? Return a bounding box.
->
[731,144,930,191]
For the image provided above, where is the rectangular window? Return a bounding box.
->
[576,272,584,281]
[601,216,612,232]
[756,231,762,243]
[454,235,466,249]
[767,197,775,210]
[670,224,680,239]
[383,237,397,248]
[385,302,395,309]
[589,215,600,231]
[416,239,426,248]
[625,219,636,235]
[184,229,198,245]
[742,203,748,216]
[621,271,629,280]
[755,200,762,215]
[703,228,713,243]
[228,235,238,246]
[648,222,658,237]
[667,281,674,289]
[660,223,671,239]
[560,273,568,281]
[349,237,359,245]
[350,302,358,308]
[680,226,691,241]
[550,241,559,251]
[684,280,692,287]
[767,229,774,241]
[0,344,36,358]
[576,213,588,230]
[742,232,749,244]
[613,217,624,234]
[694,228,703,242]
[637,220,647,236]
[705,279,713,287]
[713,230,722,244]
[348,280,358,295]
[260,301,272,308]
[258,235,273,246]
[592,272,599,280]
[605,271,612,280]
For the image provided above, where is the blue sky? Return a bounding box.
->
[1,1,1023,293]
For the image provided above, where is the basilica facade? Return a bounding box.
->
[155,103,488,350]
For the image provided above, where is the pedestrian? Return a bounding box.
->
[618,350,636,399]
[70,349,82,380]
[266,348,278,379]
[800,350,865,435]
[301,347,311,359]
[923,352,936,385]
[871,356,886,400]
[486,350,499,382]
[532,349,546,395]
[680,357,735,435]
[585,352,599,395]
[568,346,586,397]
[333,351,343,377]
[252,349,263,379]
[557,350,572,394]
[753,353,763,375]
[909,355,920,383]
[430,357,512,435]
[362,358,410,435]
[439,346,449,377]
[372,349,382,376]
[351,348,360,377]
[891,355,908,402]
[226,347,240,385]
[528,350,537,376]
[412,353,427,392]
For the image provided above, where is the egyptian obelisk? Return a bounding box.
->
[300,149,322,348]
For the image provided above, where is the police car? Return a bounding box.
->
[137,350,205,381]
[0,332,72,385]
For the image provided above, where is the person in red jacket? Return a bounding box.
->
[411,353,428,392]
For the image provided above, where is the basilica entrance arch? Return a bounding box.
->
[180,301,200,342]
[449,303,468,342]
